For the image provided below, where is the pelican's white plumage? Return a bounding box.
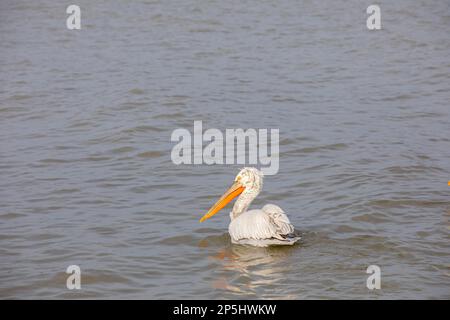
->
[229,205,297,246]
[200,167,300,247]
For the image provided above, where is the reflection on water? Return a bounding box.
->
[200,234,299,298]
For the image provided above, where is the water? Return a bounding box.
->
[1,0,449,299]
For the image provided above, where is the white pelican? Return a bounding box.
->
[199,167,300,247]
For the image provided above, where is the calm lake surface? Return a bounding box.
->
[1,0,449,299]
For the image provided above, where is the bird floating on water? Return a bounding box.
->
[199,167,300,247]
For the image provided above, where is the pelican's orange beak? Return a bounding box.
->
[199,181,245,223]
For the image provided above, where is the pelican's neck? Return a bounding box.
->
[230,188,259,220]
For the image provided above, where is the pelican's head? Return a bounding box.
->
[199,167,263,223]
[234,167,263,193]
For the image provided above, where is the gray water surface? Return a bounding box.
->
[1,0,449,299]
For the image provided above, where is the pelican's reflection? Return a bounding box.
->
[199,233,299,298]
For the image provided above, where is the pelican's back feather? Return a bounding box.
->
[262,204,295,236]
[228,204,298,245]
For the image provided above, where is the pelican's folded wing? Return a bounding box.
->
[262,204,295,239]
[228,204,298,244]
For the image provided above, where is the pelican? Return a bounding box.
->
[199,167,300,247]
